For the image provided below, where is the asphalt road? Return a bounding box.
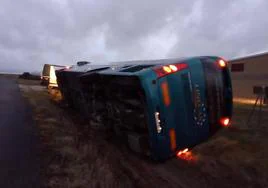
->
[0,77,40,188]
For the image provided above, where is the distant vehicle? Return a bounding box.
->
[56,57,233,160]
[19,72,40,80]
[41,64,68,87]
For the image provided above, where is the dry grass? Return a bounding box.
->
[0,73,19,79]
[19,83,139,188]
[19,79,268,188]
[190,103,268,187]
[17,78,41,85]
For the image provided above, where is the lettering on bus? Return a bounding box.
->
[193,84,206,126]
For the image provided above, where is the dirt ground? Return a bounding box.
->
[18,79,268,188]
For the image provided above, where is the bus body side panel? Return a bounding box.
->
[155,59,210,156]
[156,68,195,154]
[138,71,171,160]
[138,59,213,160]
[187,59,210,142]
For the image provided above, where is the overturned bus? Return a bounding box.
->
[56,56,233,160]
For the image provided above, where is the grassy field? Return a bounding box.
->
[18,79,268,188]
[0,73,19,79]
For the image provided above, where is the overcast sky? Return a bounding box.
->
[0,0,268,73]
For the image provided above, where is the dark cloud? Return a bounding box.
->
[0,0,267,72]
[168,0,268,58]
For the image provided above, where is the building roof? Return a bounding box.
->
[229,51,268,62]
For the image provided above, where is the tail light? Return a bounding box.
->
[163,66,172,73]
[217,59,228,68]
[220,117,230,127]
[154,63,188,78]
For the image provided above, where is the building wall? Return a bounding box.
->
[229,53,268,103]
